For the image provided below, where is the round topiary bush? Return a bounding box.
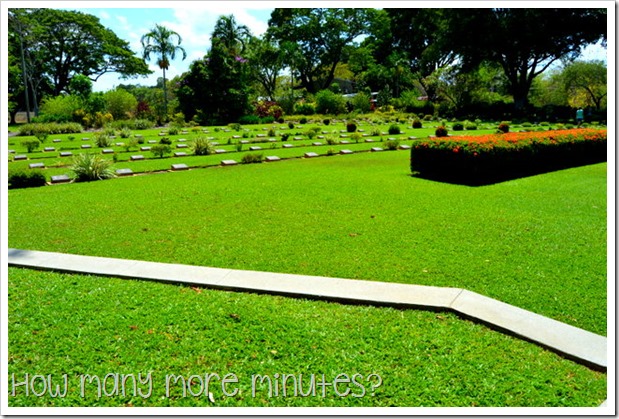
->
[412,119,422,129]
[435,125,448,137]
[388,124,401,135]
[498,122,510,133]
[346,122,357,133]
[452,122,464,131]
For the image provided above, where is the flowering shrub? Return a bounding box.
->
[411,129,607,185]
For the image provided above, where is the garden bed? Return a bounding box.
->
[410,129,607,185]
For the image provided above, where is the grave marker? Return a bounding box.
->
[171,164,189,171]
[60,152,73,157]
[130,155,144,161]
[140,146,151,151]
[265,156,281,162]
[249,146,262,151]
[340,149,353,155]
[44,147,55,152]
[51,174,71,184]
[221,159,238,166]
[29,163,45,169]
[13,155,27,161]
[174,152,188,157]
[81,144,92,149]
[116,168,133,176]
[304,152,319,158]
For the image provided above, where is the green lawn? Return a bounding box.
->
[8,151,607,335]
[7,268,606,407]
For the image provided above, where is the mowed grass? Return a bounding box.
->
[8,268,606,407]
[8,152,607,335]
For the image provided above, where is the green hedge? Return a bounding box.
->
[8,170,47,189]
[18,122,83,136]
[410,129,607,185]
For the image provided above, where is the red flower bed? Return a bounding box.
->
[410,129,607,185]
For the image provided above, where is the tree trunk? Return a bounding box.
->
[162,67,168,122]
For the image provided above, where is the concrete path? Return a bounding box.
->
[7,248,606,371]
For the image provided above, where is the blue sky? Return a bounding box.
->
[64,4,608,92]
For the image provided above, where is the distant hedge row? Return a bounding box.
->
[410,129,607,185]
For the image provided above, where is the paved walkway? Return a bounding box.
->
[8,248,606,371]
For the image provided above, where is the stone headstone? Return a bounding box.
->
[371,147,383,152]
[283,144,294,148]
[398,145,412,150]
[233,135,242,139]
[249,146,262,151]
[135,134,143,138]
[215,149,227,154]
[115,142,125,146]
[362,134,370,137]
[82,137,90,141]
[60,152,73,157]
[81,144,92,149]
[130,155,144,161]
[181,130,189,134]
[44,147,55,152]
[365,139,375,143]
[358,129,365,132]
[339,134,349,138]
[13,155,27,161]
[178,138,187,142]
[176,144,188,148]
[221,159,238,166]
[174,152,188,157]
[312,142,323,146]
[171,163,189,171]
[109,136,116,139]
[148,140,157,144]
[317,136,324,139]
[340,140,350,144]
[240,140,249,144]
[29,163,44,169]
[304,152,319,158]
[102,149,114,154]
[256,134,266,138]
[293,137,303,141]
[116,168,133,176]
[210,141,218,145]
[265,156,281,162]
[53,139,61,143]
[51,174,71,184]
[340,149,353,155]
[140,146,151,151]
[268,138,277,142]
[340,130,347,133]
[158,132,166,136]
[408,136,417,140]
[8,150,15,154]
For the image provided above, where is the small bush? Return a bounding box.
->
[521,122,532,128]
[384,139,400,150]
[192,137,214,156]
[300,117,308,124]
[305,129,316,140]
[267,128,276,137]
[326,148,337,156]
[18,122,83,136]
[325,136,338,145]
[9,170,47,189]
[294,103,316,116]
[351,132,362,143]
[371,128,381,136]
[323,118,330,125]
[452,122,464,131]
[237,115,261,125]
[241,153,263,164]
[103,126,116,137]
[346,122,357,133]
[119,128,132,139]
[94,133,112,148]
[159,137,172,145]
[465,123,477,131]
[423,115,433,121]
[288,122,294,129]
[34,131,49,143]
[21,139,40,153]
[412,119,422,129]
[281,133,290,142]
[261,116,275,124]
[498,122,510,133]
[151,144,172,158]
[167,126,180,136]
[70,153,115,182]
[133,119,155,130]
[388,124,401,135]
[435,126,449,137]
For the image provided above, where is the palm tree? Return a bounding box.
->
[211,15,251,57]
[141,24,186,121]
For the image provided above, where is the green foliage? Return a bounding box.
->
[294,103,316,116]
[21,140,40,153]
[151,144,172,158]
[167,126,180,136]
[238,115,261,125]
[323,118,330,125]
[453,122,464,131]
[351,92,372,113]
[8,170,47,189]
[241,153,263,164]
[498,122,510,133]
[384,139,400,150]
[94,132,112,148]
[315,90,346,115]
[465,122,478,130]
[435,126,448,137]
[346,122,357,133]
[388,124,401,135]
[192,136,214,155]
[104,89,138,120]
[159,137,172,145]
[134,119,156,130]
[119,127,132,138]
[69,153,115,182]
[18,122,83,136]
[37,95,82,123]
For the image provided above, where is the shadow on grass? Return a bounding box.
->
[411,161,606,187]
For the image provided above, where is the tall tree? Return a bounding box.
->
[561,60,607,110]
[8,8,151,98]
[211,15,251,57]
[443,8,606,111]
[141,24,187,120]
[246,36,285,100]
[267,8,378,93]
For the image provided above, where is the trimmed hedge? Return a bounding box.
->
[9,170,47,189]
[18,122,83,136]
[410,129,607,185]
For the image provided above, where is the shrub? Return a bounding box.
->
[521,122,532,128]
[104,89,137,120]
[351,132,362,143]
[133,119,155,130]
[70,153,115,182]
[9,170,47,189]
[281,133,290,142]
[305,129,316,140]
[411,129,607,185]
[167,126,180,136]
[124,139,139,152]
[18,122,82,136]
[295,103,315,116]
[21,139,40,153]
[300,117,308,124]
[315,89,347,115]
[412,119,422,129]
[119,128,132,138]
[452,122,464,131]
[94,133,112,148]
[325,136,338,145]
[241,153,263,164]
[326,148,337,156]
[351,92,372,113]
[465,122,477,131]
[323,118,330,125]
[34,131,49,144]
[267,128,276,137]
[192,137,214,155]
[261,116,275,124]
[388,124,401,135]
[159,137,172,145]
[423,114,433,121]
[498,122,510,133]
[384,139,400,150]
[103,126,116,137]
[371,128,381,136]
[151,144,172,158]
[435,126,449,137]
[346,122,357,133]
